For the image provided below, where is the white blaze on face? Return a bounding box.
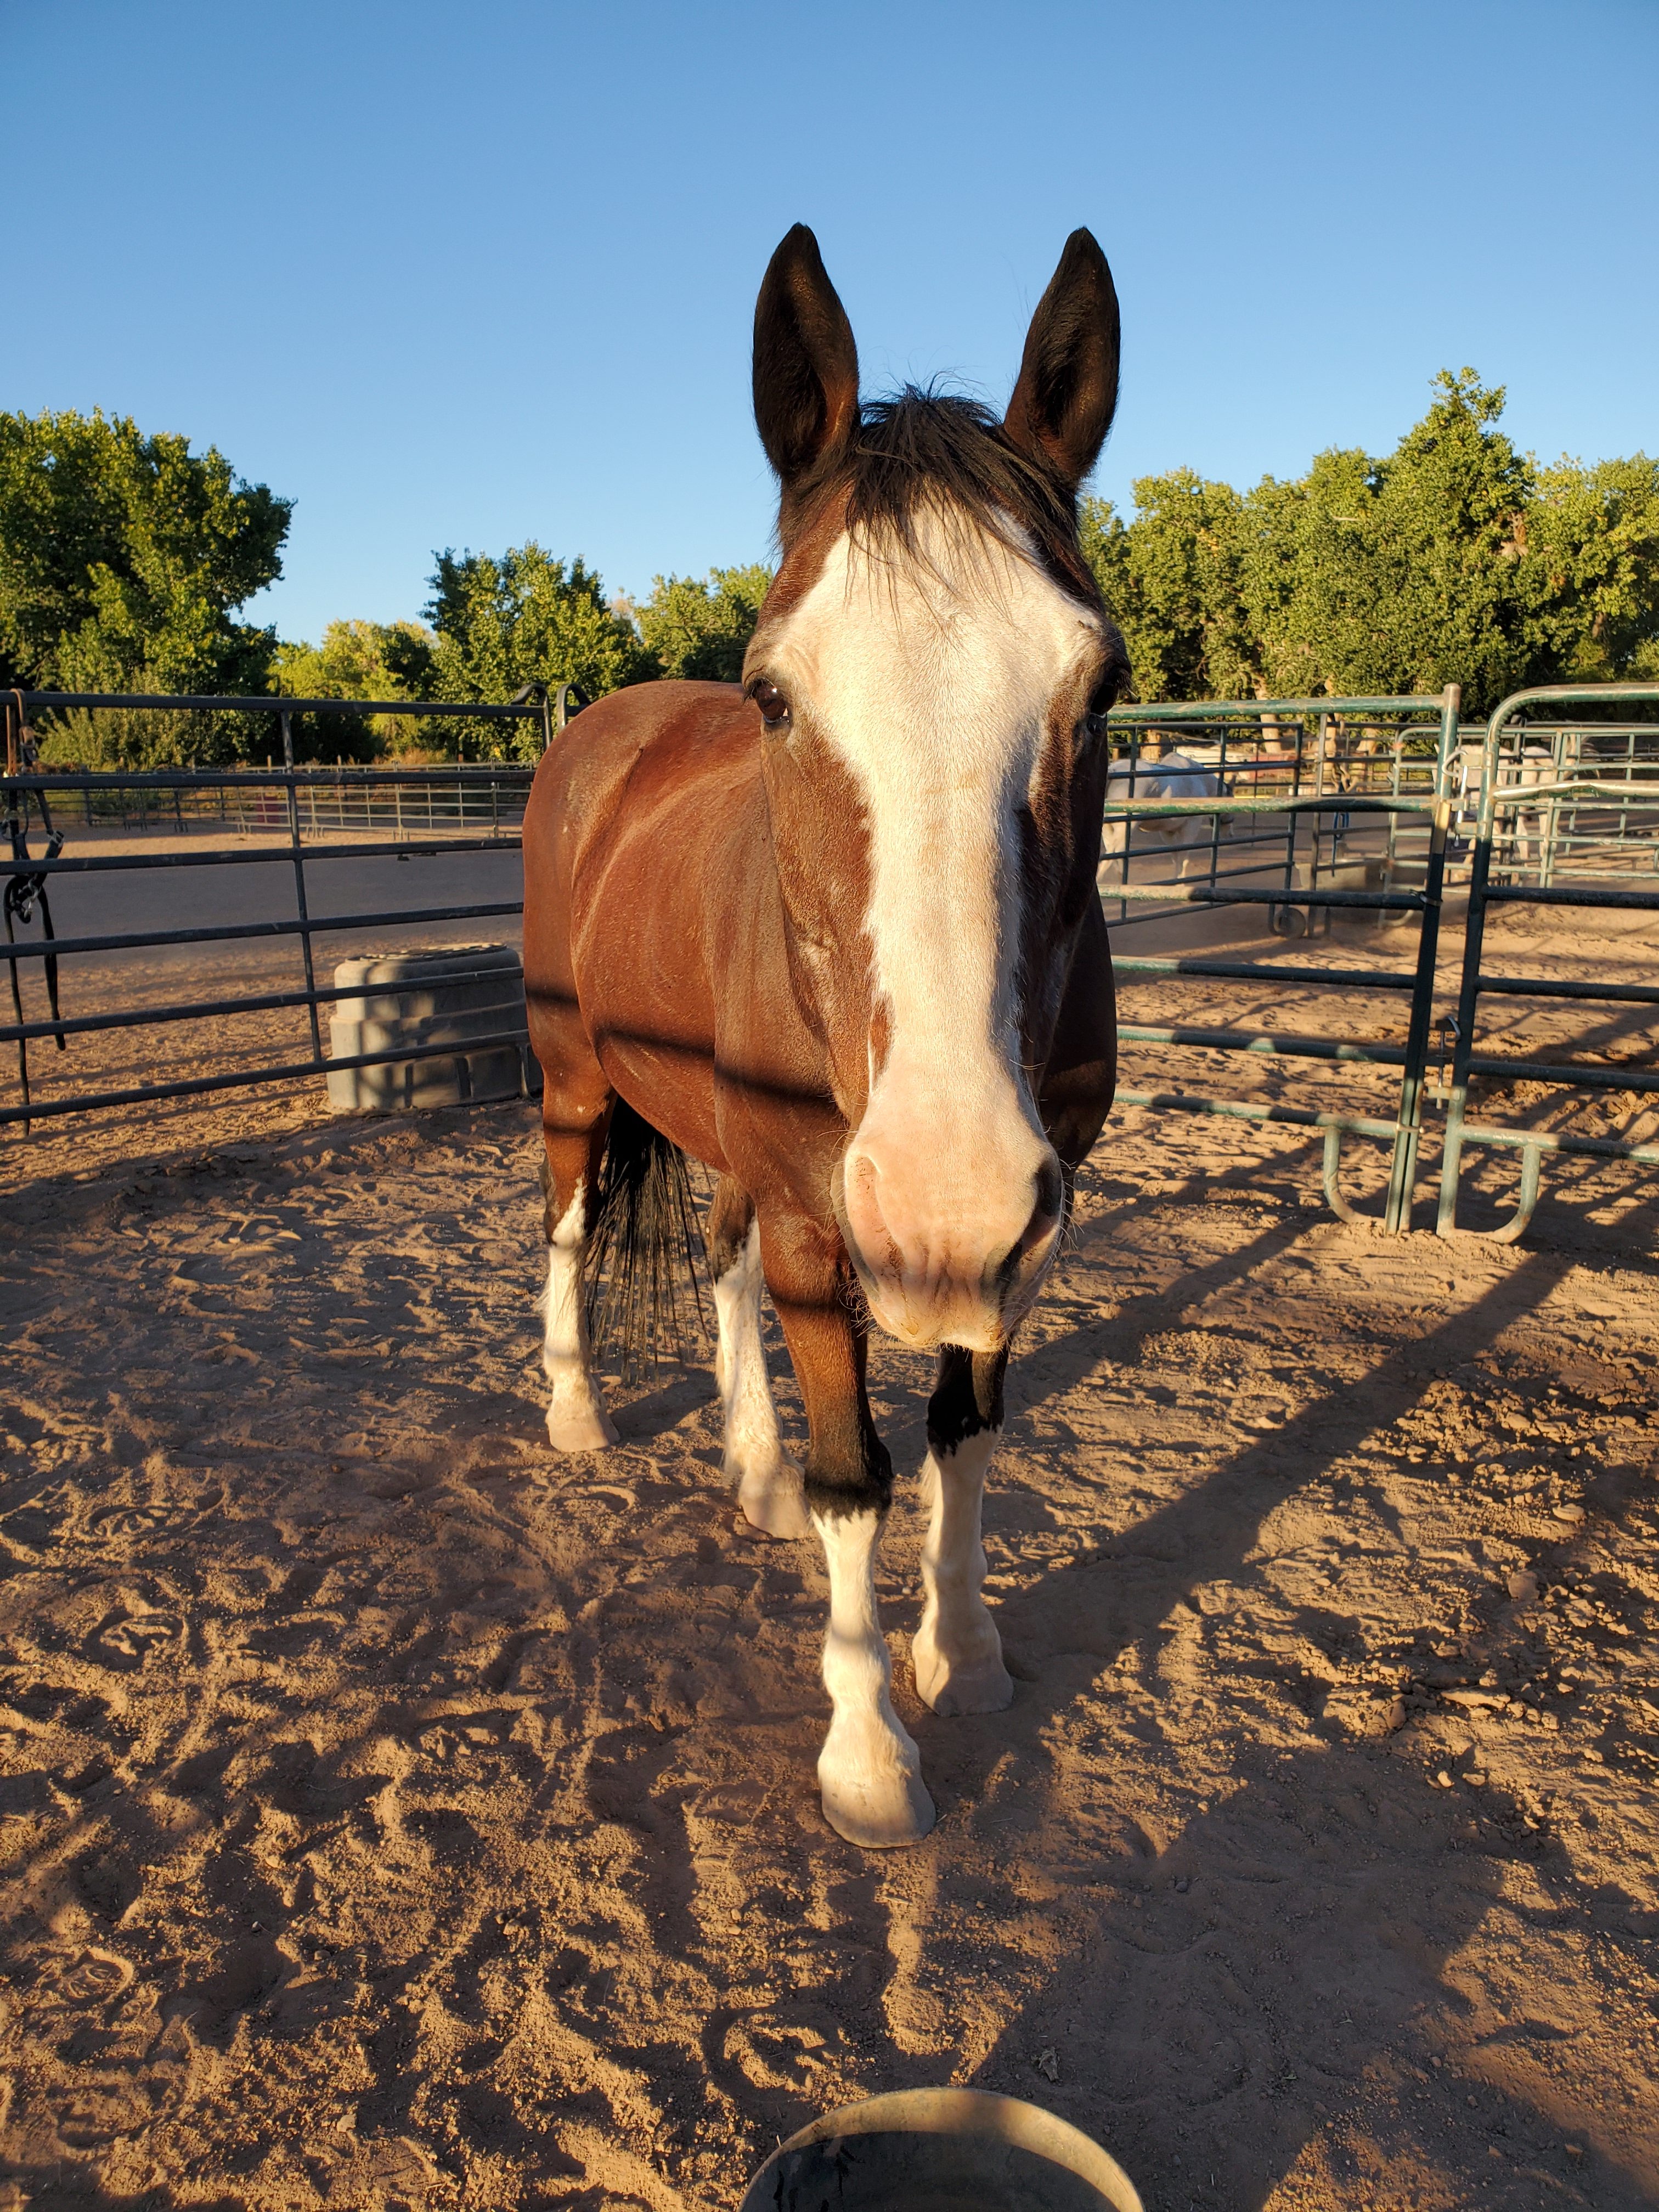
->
[770,512,1105,1350]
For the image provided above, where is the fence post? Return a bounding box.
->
[1436,693,1499,1235]
[1384,795,1451,1232]
[281,712,324,1063]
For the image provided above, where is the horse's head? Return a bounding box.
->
[744,225,1128,1353]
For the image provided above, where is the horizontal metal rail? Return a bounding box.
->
[0,901,526,964]
[1462,1054,1659,1093]
[1450,1118,1659,1165]
[1475,973,1659,1006]
[1481,882,1659,911]
[1110,880,1427,910]
[0,1030,535,1128]
[1114,1088,1401,1142]
[0,960,524,1045]
[1118,1023,1406,1067]
[1101,792,1441,817]
[0,833,520,876]
[1113,956,1419,991]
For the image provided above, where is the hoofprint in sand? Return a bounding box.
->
[1,1083,1656,2211]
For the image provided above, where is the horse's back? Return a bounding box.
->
[522,681,770,1163]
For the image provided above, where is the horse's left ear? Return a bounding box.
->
[1004,229,1120,491]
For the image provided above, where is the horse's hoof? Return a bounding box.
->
[912,1629,1014,1717]
[545,1402,619,1453]
[735,1460,810,1539]
[817,1718,936,1848]
[820,1768,936,1849]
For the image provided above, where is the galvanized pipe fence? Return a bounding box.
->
[1098,689,1460,1233]
[1,691,543,1127]
[1099,695,1451,938]
[5,682,1659,1250]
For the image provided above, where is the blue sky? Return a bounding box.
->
[7,0,1655,645]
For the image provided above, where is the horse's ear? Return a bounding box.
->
[753,224,860,486]
[1004,229,1120,491]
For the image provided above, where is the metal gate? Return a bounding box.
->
[1,690,542,1128]
[1100,690,1459,1231]
[1435,682,1659,1239]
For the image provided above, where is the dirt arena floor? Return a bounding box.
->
[2,984,1657,2212]
[3,855,1659,2212]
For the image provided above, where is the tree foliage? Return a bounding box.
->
[1081,472,1254,701]
[1525,453,1659,685]
[271,618,438,760]
[636,563,772,681]
[0,408,290,764]
[417,544,650,759]
[1084,372,1659,714]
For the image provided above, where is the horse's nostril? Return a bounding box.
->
[1001,1158,1064,1288]
[1032,1155,1064,1232]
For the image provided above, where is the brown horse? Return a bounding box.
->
[522,224,1127,1848]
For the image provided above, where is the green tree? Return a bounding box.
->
[272,618,438,760]
[636,563,772,681]
[421,544,649,760]
[0,408,291,764]
[1082,474,1255,701]
[1081,371,1659,716]
[1523,452,1659,684]
[1273,372,1538,707]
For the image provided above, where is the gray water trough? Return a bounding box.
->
[739,2089,1143,2212]
[326,944,541,1113]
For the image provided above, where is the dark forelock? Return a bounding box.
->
[838,387,1105,611]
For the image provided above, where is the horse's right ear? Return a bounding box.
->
[753,225,860,487]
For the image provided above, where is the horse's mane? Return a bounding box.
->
[837,386,1105,611]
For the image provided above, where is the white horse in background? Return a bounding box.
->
[1098,739,1225,890]
[1454,736,1573,871]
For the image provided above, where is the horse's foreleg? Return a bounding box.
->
[912,1344,1014,1717]
[538,1107,619,1453]
[763,1215,933,1847]
[709,1176,807,1538]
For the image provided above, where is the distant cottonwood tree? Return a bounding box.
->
[0,408,291,764]
[1081,473,1255,702]
[271,618,438,760]
[1245,371,1542,703]
[1523,452,1659,685]
[421,544,650,760]
[637,563,772,682]
[1082,371,1659,715]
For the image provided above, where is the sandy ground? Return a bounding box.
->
[3,830,1659,2210]
[1,1027,1657,2210]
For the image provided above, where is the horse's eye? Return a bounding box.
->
[753,680,791,728]
[1085,673,1119,726]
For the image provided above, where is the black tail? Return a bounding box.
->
[582,1097,708,1384]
